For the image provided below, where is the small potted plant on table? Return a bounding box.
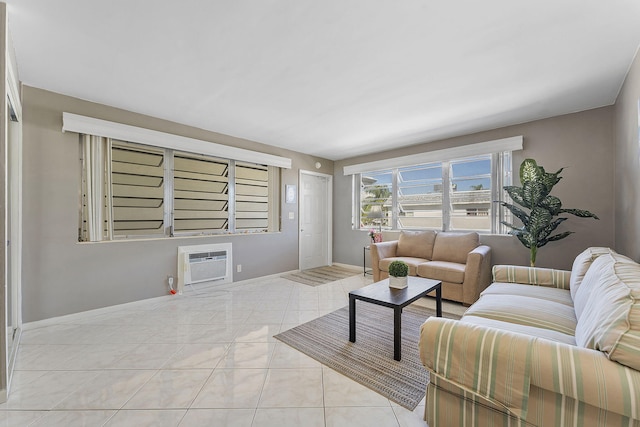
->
[388,260,409,289]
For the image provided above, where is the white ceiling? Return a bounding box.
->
[6,1,640,160]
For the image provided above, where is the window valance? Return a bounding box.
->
[62,112,292,169]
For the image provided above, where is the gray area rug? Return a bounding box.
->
[274,302,461,410]
[281,265,361,286]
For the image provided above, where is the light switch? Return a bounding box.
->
[288,212,295,219]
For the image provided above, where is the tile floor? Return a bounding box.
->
[0,271,466,427]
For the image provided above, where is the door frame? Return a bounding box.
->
[298,170,333,270]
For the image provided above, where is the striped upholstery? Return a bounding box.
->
[492,265,571,289]
[420,318,640,426]
[419,249,640,426]
[575,255,640,371]
[573,250,636,319]
[421,318,532,420]
[462,315,576,345]
[569,247,614,301]
[531,337,640,424]
[464,294,577,336]
[481,282,574,307]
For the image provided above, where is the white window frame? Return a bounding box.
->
[348,137,522,234]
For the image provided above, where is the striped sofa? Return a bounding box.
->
[419,247,640,426]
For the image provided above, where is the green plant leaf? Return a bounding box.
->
[499,202,529,226]
[520,159,541,183]
[515,232,533,249]
[503,186,525,206]
[388,260,409,277]
[528,207,553,237]
[537,217,567,240]
[546,231,574,242]
[522,181,550,210]
[559,208,599,219]
[540,195,562,215]
[540,168,563,193]
[505,158,598,264]
[539,231,574,247]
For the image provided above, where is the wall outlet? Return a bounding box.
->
[288,211,295,220]
[237,264,242,273]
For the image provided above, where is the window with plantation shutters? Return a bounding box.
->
[111,141,165,237]
[235,162,269,230]
[173,153,229,233]
[79,137,280,242]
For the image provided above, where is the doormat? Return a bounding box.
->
[281,265,361,286]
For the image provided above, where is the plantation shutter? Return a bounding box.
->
[235,162,269,230]
[173,152,229,232]
[110,141,165,236]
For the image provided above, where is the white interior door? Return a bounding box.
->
[299,171,332,270]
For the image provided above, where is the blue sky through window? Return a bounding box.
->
[363,157,491,193]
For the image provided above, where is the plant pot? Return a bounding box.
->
[389,276,408,289]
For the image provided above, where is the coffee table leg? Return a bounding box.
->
[394,307,401,361]
[436,284,442,317]
[349,296,356,342]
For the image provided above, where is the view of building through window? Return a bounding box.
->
[359,154,498,233]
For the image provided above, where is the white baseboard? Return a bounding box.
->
[24,269,301,331]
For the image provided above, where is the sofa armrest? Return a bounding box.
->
[420,318,640,421]
[461,245,492,305]
[420,317,532,420]
[370,241,398,282]
[492,265,571,290]
[531,336,640,421]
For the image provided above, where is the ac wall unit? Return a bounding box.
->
[177,243,233,294]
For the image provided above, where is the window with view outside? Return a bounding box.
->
[356,152,507,233]
[449,156,492,232]
[360,170,392,229]
[397,163,443,229]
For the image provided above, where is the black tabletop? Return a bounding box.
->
[349,276,441,307]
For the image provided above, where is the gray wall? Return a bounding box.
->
[614,50,640,261]
[22,86,334,322]
[334,107,615,271]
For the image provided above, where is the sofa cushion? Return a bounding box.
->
[379,257,424,276]
[575,254,640,371]
[573,251,635,319]
[482,282,574,307]
[417,261,465,284]
[432,232,479,264]
[570,247,614,302]
[464,294,577,336]
[396,230,436,260]
[461,315,576,345]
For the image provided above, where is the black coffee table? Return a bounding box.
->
[349,276,442,361]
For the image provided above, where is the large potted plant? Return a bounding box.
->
[388,260,409,289]
[498,158,599,266]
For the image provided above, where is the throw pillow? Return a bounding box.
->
[396,230,436,260]
[574,254,640,371]
[431,232,479,264]
[569,247,613,302]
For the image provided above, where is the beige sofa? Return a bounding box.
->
[419,247,640,426]
[370,231,491,306]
